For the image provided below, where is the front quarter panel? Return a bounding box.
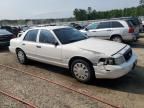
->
[62,45,107,67]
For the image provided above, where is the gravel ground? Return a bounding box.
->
[0,94,26,108]
[0,35,144,108]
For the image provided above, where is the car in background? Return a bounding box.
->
[139,16,144,31]
[1,26,21,36]
[0,29,16,47]
[80,20,138,43]
[9,26,137,83]
[69,23,84,30]
[117,17,143,33]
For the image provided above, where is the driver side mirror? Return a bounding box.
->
[85,28,89,31]
[53,41,59,46]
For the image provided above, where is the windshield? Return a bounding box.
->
[53,28,87,44]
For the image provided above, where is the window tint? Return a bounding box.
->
[53,28,87,44]
[126,20,134,27]
[97,22,111,29]
[24,29,38,42]
[111,21,124,28]
[86,23,99,30]
[39,29,56,44]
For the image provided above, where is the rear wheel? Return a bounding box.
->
[70,59,95,83]
[16,49,27,64]
[111,36,123,43]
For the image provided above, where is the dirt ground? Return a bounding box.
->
[0,35,144,108]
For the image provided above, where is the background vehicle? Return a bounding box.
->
[1,26,21,36]
[0,29,15,47]
[119,17,142,34]
[9,26,137,83]
[69,23,84,30]
[139,16,144,32]
[80,20,138,43]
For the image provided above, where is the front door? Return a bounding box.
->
[94,21,112,40]
[36,29,62,65]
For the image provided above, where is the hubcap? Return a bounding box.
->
[73,63,89,81]
[18,51,25,63]
[113,37,121,43]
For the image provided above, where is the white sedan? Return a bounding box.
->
[9,26,137,83]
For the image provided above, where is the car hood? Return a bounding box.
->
[69,38,126,56]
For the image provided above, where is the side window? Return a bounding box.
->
[97,22,111,29]
[111,21,124,28]
[24,29,38,42]
[86,23,99,30]
[39,29,56,44]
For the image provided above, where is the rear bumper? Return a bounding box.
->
[93,53,137,79]
[122,33,139,41]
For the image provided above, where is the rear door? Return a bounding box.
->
[21,29,39,57]
[111,21,124,35]
[94,21,112,39]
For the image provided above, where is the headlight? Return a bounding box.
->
[99,58,115,65]
[114,55,125,65]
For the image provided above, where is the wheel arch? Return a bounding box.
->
[68,56,93,69]
[110,34,122,40]
[16,47,22,53]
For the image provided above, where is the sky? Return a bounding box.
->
[0,0,139,20]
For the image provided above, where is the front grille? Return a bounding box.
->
[123,48,132,61]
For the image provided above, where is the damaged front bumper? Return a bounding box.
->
[93,52,137,79]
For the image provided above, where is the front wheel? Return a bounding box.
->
[16,49,27,64]
[71,59,95,83]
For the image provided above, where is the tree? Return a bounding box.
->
[140,0,144,6]
[73,6,144,21]
[73,8,87,21]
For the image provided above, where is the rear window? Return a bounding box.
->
[111,21,124,28]
[126,20,134,27]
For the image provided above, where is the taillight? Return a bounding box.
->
[129,27,134,33]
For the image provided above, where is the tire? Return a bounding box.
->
[70,59,95,83]
[16,49,27,64]
[111,36,123,43]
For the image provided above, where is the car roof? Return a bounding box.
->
[91,19,125,24]
[32,26,70,30]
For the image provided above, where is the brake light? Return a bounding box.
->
[129,27,134,33]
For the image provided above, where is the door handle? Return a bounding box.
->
[92,31,96,32]
[36,46,41,48]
